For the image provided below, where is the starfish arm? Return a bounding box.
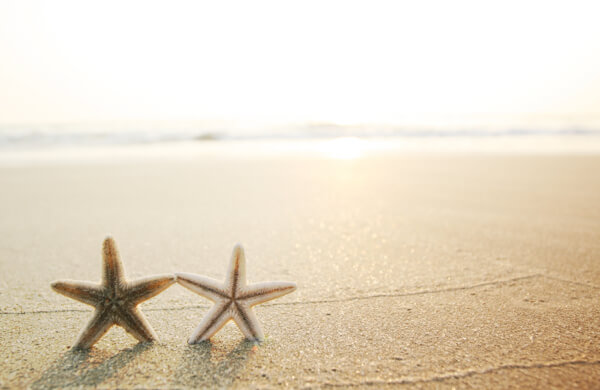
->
[231,302,264,341]
[188,301,232,344]
[72,307,114,349]
[227,244,247,294]
[127,274,176,304]
[102,237,126,289]
[238,281,297,307]
[51,280,103,307]
[175,273,229,301]
[114,305,158,343]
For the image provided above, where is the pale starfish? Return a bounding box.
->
[176,244,296,343]
[51,237,176,349]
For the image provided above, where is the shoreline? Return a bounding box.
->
[2,136,600,165]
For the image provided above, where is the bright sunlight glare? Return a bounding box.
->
[0,0,599,125]
[319,137,365,159]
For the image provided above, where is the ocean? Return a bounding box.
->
[1,119,600,163]
[2,119,600,147]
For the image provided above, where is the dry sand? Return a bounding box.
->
[1,151,599,388]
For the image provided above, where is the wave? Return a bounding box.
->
[1,122,600,149]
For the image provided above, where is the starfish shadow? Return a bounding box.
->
[30,342,152,389]
[174,339,255,388]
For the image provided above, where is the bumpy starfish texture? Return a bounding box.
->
[51,237,176,349]
[176,244,296,343]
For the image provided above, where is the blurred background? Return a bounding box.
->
[1,0,600,160]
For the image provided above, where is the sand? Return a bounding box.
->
[1,150,599,388]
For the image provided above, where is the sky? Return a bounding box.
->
[1,0,599,126]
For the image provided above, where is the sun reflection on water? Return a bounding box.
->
[318,137,364,159]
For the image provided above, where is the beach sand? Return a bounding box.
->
[1,150,599,388]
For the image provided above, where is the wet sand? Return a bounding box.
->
[1,151,599,388]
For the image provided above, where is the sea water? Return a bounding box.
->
[1,119,600,164]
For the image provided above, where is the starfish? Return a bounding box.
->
[51,237,176,349]
[176,244,296,343]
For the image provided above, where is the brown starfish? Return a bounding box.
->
[51,237,175,349]
[176,244,296,343]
